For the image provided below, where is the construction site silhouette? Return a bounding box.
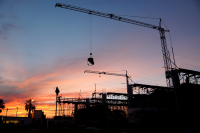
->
[1,2,199,133]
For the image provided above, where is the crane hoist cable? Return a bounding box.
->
[87,14,94,66]
[89,14,92,54]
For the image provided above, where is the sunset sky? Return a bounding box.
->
[0,0,200,118]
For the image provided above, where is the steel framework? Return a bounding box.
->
[131,83,173,95]
[179,68,200,85]
[55,92,129,117]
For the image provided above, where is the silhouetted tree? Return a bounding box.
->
[25,99,35,117]
[0,99,5,113]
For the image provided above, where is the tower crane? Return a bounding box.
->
[84,70,131,92]
[84,70,134,107]
[55,3,177,88]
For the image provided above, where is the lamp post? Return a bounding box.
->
[16,107,18,117]
[5,108,8,124]
[55,87,60,117]
[6,108,8,117]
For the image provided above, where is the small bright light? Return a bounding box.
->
[32,99,34,101]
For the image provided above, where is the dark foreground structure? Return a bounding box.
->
[51,82,199,133]
[1,68,200,133]
[0,83,199,133]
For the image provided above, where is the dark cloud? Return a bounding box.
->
[0,76,11,84]
[0,85,27,103]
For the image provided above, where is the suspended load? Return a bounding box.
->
[88,53,94,66]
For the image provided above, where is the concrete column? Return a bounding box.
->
[86,98,90,108]
[102,93,106,106]
[172,69,180,107]
[75,104,78,112]
[128,85,133,108]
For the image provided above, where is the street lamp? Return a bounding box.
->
[55,87,60,116]
[6,108,8,117]
[16,107,18,117]
[5,108,8,124]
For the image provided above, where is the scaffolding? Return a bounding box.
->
[55,92,129,117]
[179,68,200,85]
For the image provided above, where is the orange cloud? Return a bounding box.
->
[0,34,168,118]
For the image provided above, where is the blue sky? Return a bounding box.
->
[0,0,200,117]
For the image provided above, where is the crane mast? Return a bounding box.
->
[56,3,175,87]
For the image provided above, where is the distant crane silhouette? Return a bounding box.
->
[84,70,131,92]
[84,70,134,108]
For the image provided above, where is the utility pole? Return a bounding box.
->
[55,94,57,117]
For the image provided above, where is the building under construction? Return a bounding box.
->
[54,68,200,131]
[53,3,200,132]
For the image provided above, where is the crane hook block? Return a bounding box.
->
[88,53,94,66]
